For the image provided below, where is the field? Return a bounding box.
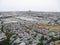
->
[33,23,60,31]
[55,43,60,45]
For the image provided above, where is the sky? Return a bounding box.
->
[0,0,60,12]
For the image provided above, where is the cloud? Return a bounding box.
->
[0,0,60,12]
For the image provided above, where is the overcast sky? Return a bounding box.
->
[0,0,60,12]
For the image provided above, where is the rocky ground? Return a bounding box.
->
[0,12,60,45]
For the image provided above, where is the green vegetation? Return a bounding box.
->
[13,34,18,40]
[0,39,10,45]
[50,36,60,41]
[50,36,60,45]
[0,32,13,45]
[37,36,60,45]
[37,36,44,45]
[5,32,13,40]
[0,21,13,45]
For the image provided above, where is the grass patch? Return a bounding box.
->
[0,32,13,45]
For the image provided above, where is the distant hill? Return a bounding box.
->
[0,11,60,17]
